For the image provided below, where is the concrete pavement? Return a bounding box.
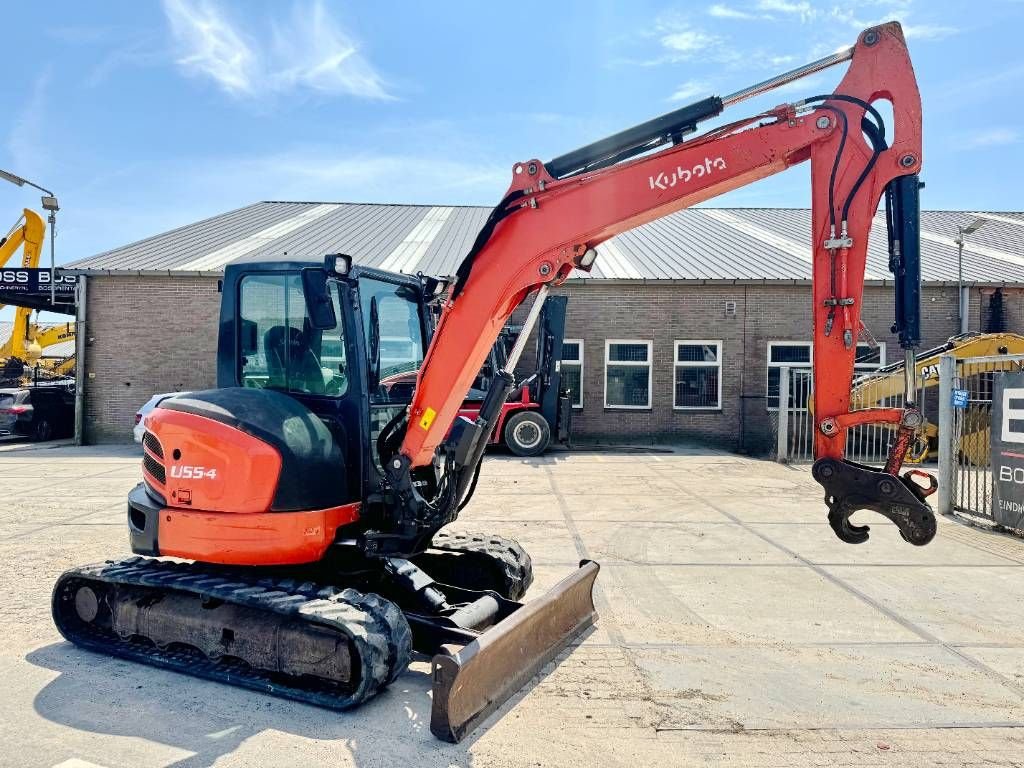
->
[2,444,1024,767]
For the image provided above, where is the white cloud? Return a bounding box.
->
[756,0,816,21]
[966,128,1020,149]
[164,0,255,94]
[241,150,507,196]
[669,80,711,101]
[162,0,391,100]
[661,27,719,55]
[902,23,958,40]
[267,2,390,99]
[708,4,758,19]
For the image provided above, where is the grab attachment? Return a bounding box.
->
[812,458,936,545]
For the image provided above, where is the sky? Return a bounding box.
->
[1,0,1022,324]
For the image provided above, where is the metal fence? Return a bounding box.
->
[774,365,921,464]
[938,353,1024,522]
[772,366,814,462]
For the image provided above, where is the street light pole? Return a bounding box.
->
[956,229,964,332]
[954,217,987,335]
[0,169,59,306]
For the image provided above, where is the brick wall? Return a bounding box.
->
[979,287,1024,332]
[83,275,221,443]
[81,274,1016,449]
[551,281,965,453]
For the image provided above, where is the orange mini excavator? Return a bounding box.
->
[53,22,935,742]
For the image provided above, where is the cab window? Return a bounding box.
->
[360,276,425,405]
[238,273,348,396]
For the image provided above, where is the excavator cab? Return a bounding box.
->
[214,257,431,507]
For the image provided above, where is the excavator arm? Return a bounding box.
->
[376,22,934,550]
[0,208,45,273]
[29,321,74,351]
[0,209,46,362]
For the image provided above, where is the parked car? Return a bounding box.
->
[0,386,75,441]
[134,392,189,442]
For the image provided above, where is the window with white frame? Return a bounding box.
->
[604,340,652,409]
[767,341,886,409]
[673,341,722,409]
[767,342,811,410]
[560,339,584,408]
[854,342,886,372]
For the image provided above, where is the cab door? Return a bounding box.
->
[233,270,363,504]
[354,272,430,491]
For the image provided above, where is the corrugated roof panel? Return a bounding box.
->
[140,203,318,271]
[64,201,1024,284]
[420,207,491,277]
[654,210,810,279]
[734,207,1024,284]
[71,202,318,271]
[178,204,343,271]
[243,204,429,267]
[379,207,456,273]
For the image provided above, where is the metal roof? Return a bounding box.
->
[66,201,1024,284]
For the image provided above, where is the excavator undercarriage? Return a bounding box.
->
[54,536,599,741]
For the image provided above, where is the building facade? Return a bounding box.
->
[67,203,1024,450]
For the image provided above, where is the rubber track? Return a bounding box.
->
[428,530,534,601]
[52,557,412,709]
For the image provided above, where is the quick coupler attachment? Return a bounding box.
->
[812,458,936,546]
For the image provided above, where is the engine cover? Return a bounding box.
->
[144,387,349,513]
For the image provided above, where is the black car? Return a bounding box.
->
[0,386,75,441]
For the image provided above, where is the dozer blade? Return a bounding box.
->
[430,559,600,742]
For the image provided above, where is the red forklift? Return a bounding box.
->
[461,296,571,456]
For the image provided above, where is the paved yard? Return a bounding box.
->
[2,444,1024,767]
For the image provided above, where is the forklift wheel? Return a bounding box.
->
[504,412,550,457]
[33,418,53,442]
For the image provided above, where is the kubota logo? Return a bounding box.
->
[649,157,727,191]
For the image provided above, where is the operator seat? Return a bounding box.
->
[264,325,326,394]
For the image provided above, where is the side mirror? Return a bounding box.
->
[240,319,258,356]
[301,267,338,330]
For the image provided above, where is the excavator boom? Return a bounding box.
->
[385,22,934,549]
[0,209,47,366]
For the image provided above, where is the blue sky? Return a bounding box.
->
[0,0,1021,296]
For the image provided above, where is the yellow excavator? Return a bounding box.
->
[0,208,75,382]
[850,332,1024,463]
